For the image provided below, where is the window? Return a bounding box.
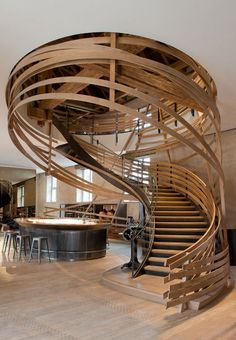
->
[143,157,150,164]
[135,105,152,129]
[129,157,150,184]
[46,176,57,202]
[76,169,93,202]
[17,185,24,207]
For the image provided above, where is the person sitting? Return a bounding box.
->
[99,208,108,221]
[107,208,115,218]
[107,209,116,226]
[1,214,19,230]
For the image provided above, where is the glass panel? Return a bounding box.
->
[76,189,82,202]
[46,176,57,202]
[52,188,57,202]
[17,186,24,207]
[52,176,57,188]
[83,191,91,202]
[76,169,93,202]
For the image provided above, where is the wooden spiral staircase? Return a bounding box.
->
[128,162,229,311]
[6,32,229,312]
[144,185,208,278]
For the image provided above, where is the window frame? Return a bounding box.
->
[76,168,93,203]
[46,175,57,203]
[17,185,24,207]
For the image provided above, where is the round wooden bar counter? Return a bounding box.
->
[18,218,109,261]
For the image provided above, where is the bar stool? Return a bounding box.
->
[15,234,31,260]
[2,224,10,250]
[2,230,19,255]
[29,237,51,263]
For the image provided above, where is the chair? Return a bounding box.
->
[29,236,51,263]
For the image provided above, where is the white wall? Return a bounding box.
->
[36,165,125,217]
[222,129,236,228]
[36,168,76,217]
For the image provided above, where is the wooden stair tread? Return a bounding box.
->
[144,265,170,273]
[145,226,207,232]
[154,200,192,205]
[155,192,183,196]
[152,248,179,255]
[153,241,194,247]
[154,206,196,210]
[154,234,201,240]
[155,221,208,226]
[155,211,200,215]
[148,256,167,263]
[155,216,205,221]
[155,227,207,233]
[154,196,187,201]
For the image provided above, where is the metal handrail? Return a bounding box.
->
[130,171,157,278]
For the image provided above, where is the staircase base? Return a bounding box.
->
[102,267,233,311]
[188,279,233,311]
[102,266,166,305]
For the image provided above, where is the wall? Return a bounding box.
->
[36,165,140,219]
[36,169,75,217]
[221,129,236,228]
[12,177,36,217]
[24,177,36,206]
[0,166,36,184]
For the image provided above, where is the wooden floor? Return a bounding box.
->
[0,237,235,340]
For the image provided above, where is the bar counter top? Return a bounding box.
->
[18,218,110,261]
[18,218,109,230]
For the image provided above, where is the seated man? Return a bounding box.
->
[99,208,108,221]
[1,214,19,230]
[107,208,115,218]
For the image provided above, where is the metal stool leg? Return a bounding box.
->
[38,238,41,264]
[23,238,27,257]
[3,233,9,253]
[27,237,31,252]
[29,239,36,262]
[5,234,10,253]
[8,235,12,255]
[13,236,18,258]
[18,236,22,260]
[13,234,18,252]
[2,232,7,252]
[45,238,51,262]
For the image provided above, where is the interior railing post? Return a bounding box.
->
[185,172,188,198]
[170,165,173,186]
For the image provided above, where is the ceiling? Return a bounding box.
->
[0,167,36,184]
[0,0,235,170]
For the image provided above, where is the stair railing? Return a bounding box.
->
[150,162,228,309]
[130,171,158,278]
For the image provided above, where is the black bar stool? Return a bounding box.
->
[15,234,31,260]
[29,237,51,263]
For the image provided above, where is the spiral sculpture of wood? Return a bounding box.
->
[6,32,229,311]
